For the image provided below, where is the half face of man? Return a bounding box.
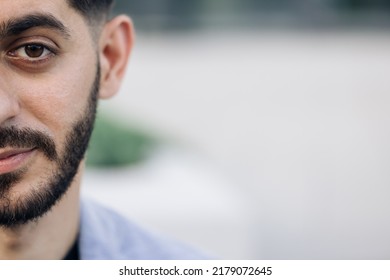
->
[0,0,101,227]
[0,68,99,227]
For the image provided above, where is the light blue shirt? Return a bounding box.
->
[79,198,207,259]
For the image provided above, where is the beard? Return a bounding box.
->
[0,67,100,228]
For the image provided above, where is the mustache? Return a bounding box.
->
[0,127,57,161]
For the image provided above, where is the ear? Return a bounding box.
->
[98,15,134,99]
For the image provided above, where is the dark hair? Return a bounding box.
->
[67,0,114,22]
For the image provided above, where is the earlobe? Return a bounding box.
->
[98,15,134,99]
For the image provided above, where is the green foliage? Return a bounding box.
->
[86,115,156,167]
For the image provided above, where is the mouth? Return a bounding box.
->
[0,148,36,175]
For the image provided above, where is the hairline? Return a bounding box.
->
[65,1,113,42]
[65,0,113,24]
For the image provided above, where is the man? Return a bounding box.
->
[0,0,204,259]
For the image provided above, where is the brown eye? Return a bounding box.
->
[25,44,44,58]
[7,41,56,65]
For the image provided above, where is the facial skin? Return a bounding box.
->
[0,0,133,258]
[0,67,99,226]
[0,0,102,228]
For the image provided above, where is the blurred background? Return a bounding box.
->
[82,1,390,259]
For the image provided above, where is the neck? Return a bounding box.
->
[0,171,82,260]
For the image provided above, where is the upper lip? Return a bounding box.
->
[0,148,35,160]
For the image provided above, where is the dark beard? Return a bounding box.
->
[0,67,99,227]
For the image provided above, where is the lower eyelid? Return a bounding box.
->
[5,51,56,70]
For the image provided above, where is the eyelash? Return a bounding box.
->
[7,43,57,65]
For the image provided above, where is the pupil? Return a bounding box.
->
[25,45,44,58]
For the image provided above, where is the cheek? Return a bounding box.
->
[14,68,96,138]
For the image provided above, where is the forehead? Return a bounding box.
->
[0,0,88,36]
[1,0,71,18]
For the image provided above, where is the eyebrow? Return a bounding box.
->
[0,13,71,40]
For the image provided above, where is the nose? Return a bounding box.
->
[0,78,21,125]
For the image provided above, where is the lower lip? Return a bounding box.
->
[0,149,36,175]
